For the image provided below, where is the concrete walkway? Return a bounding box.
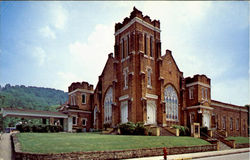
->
[0,133,14,160]
[126,148,250,160]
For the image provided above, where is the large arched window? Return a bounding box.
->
[104,87,112,124]
[164,85,178,121]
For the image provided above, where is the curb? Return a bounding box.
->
[191,149,249,159]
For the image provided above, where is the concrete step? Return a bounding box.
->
[219,141,231,150]
[160,127,175,136]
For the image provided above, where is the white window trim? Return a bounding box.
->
[82,93,86,104]
[82,118,87,126]
[189,87,194,99]
[202,88,205,100]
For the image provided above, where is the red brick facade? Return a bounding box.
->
[61,7,248,136]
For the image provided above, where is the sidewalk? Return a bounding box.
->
[126,148,250,160]
[0,133,14,160]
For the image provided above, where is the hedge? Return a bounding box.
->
[16,124,63,133]
[118,122,146,135]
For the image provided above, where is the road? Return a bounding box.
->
[0,133,14,160]
[196,152,249,160]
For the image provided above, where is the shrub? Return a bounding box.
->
[16,124,62,133]
[103,123,111,131]
[23,124,31,132]
[172,125,190,136]
[200,127,208,134]
[134,122,146,135]
[16,124,24,132]
[118,122,146,135]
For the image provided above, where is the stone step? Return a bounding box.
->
[160,127,175,136]
[219,141,231,150]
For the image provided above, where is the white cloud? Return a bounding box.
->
[32,47,47,66]
[66,23,114,88]
[50,3,68,30]
[39,25,56,39]
[56,72,82,91]
[212,78,249,106]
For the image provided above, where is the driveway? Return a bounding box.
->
[0,133,14,160]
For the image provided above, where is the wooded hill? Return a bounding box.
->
[0,84,68,111]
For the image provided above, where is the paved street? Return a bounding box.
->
[196,152,249,160]
[0,133,14,160]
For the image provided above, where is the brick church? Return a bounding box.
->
[59,7,248,137]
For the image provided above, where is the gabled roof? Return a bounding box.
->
[161,49,181,72]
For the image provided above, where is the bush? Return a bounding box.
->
[134,122,146,135]
[118,122,146,135]
[200,127,208,134]
[172,125,190,136]
[103,123,111,131]
[16,124,63,133]
[16,124,24,132]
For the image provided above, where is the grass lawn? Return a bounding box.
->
[226,136,250,144]
[17,133,211,153]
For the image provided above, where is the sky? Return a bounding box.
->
[0,1,249,106]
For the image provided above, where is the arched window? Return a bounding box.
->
[164,85,178,121]
[104,87,112,124]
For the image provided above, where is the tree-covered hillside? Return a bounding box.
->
[0,84,68,111]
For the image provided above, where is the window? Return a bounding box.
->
[82,118,87,126]
[190,113,195,125]
[144,33,147,55]
[236,118,239,130]
[147,68,152,88]
[121,39,125,59]
[104,87,112,124]
[230,117,233,130]
[150,36,153,57]
[164,85,178,121]
[205,88,208,100]
[202,88,204,100]
[243,120,245,131]
[127,35,129,56]
[82,94,86,104]
[189,87,194,99]
[71,95,76,105]
[93,106,97,126]
[123,68,129,90]
[222,116,226,129]
[72,116,77,125]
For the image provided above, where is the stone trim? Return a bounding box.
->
[119,94,129,101]
[186,82,210,88]
[115,17,161,36]
[68,89,94,95]
[12,133,216,160]
[211,102,248,112]
[145,93,158,100]
[68,110,92,114]
[187,105,214,110]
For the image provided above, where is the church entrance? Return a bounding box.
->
[121,101,128,123]
[202,111,211,129]
[147,100,156,124]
